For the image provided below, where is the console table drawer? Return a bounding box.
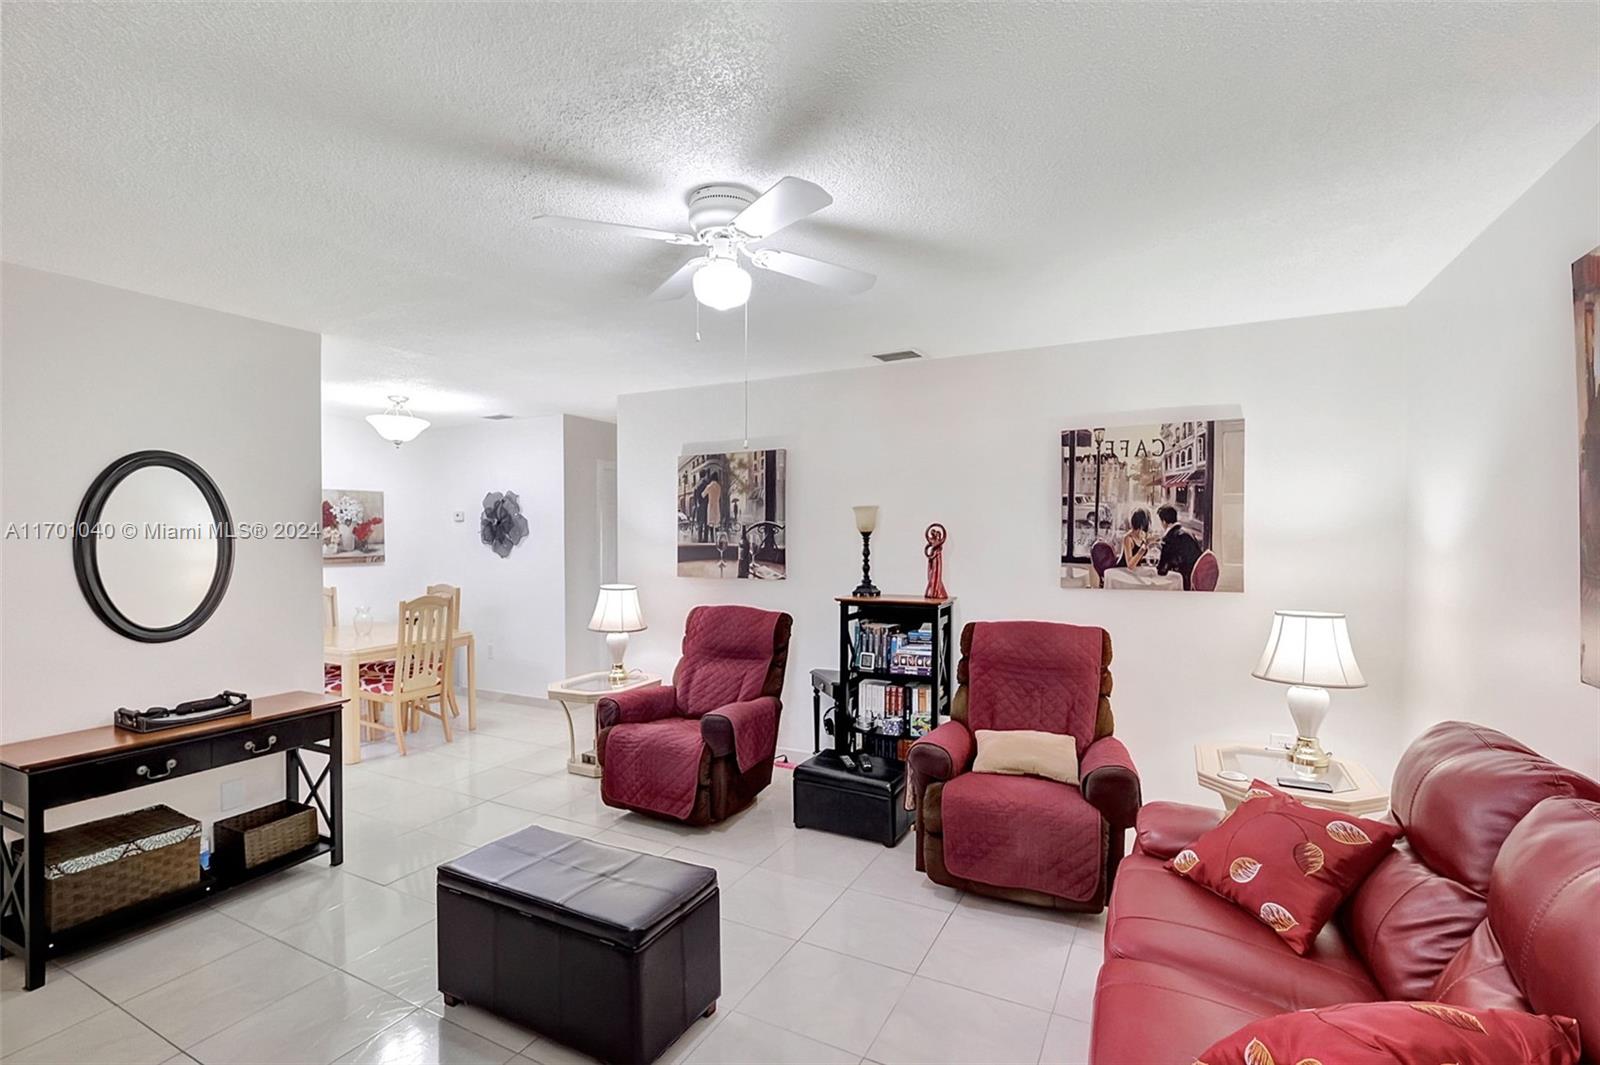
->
[41,746,214,806]
[210,716,324,769]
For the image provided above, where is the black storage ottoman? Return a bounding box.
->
[437,825,719,1065]
[793,750,913,845]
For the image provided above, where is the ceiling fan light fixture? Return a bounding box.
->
[692,256,752,311]
[365,395,431,447]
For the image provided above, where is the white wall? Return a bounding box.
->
[562,415,618,676]
[1,265,323,828]
[1402,129,1600,776]
[618,309,1411,803]
[320,412,568,696]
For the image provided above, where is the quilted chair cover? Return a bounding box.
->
[597,605,792,825]
[908,620,1140,912]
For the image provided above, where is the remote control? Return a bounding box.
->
[839,753,858,771]
[1276,775,1334,793]
[858,754,874,773]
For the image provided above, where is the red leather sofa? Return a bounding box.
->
[1089,721,1600,1063]
[596,605,792,826]
[908,620,1140,912]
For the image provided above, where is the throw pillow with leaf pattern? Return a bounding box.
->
[1167,779,1400,954]
[1194,1001,1580,1065]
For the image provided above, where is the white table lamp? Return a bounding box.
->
[1252,610,1365,776]
[589,584,647,685]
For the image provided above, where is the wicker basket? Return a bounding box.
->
[7,805,201,932]
[213,800,318,875]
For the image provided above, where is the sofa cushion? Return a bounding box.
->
[1430,919,1532,1014]
[1194,1001,1582,1065]
[600,719,706,820]
[1168,780,1400,954]
[1340,843,1486,1000]
[672,605,781,717]
[1108,853,1382,1011]
[1090,958,1279,1065]
[1388,722,1600,895]
[965,621,1104,754]
[938,771,1102,902]
[1485,796,1600,1062]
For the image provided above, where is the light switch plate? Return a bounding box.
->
[452,510,465,523]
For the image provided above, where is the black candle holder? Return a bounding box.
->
[853,530,881,597]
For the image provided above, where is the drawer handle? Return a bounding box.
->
[137,758,178,781]
[244,734,278,755]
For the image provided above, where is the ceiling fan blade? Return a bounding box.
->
[749,249,875,294]
[532,215,697,244]
[732,177,833,239]
[649,257,706,301]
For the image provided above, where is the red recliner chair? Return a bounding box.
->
[907,620,1140,912]
[595,605,793,825]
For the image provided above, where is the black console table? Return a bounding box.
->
[0,690,344,989]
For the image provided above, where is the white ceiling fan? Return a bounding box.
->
[532,177,876,311]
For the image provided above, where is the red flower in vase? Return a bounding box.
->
[322,500,337,530]
[351,516,383,547]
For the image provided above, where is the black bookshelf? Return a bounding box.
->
[835,595,956,765]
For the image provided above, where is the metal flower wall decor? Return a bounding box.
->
[480,491,530,558]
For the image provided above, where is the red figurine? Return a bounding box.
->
[924,523,948,599]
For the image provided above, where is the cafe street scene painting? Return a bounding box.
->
[677,449,787,580]
[1060,417,1244,592]
[1574,250,1600,688]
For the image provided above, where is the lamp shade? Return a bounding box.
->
[853,505,879,533]
[692,257,752,311]
[1252,610,1366,689]
[588,584,646,633]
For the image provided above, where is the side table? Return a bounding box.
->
[548,671,662,777]
[1194,742,1388,816]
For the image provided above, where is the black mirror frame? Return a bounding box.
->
[72,450,235,643]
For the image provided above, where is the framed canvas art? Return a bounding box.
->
[1574,250,1599,688]
[1060,417,1244,592]
[322,489,385,565]
[677,449,786,579]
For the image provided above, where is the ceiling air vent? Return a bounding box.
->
[482,413,514,420]
[871,349,924,363]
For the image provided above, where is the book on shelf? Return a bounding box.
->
[857,678,932,740]
[853,621,935,677]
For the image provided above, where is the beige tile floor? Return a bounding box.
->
[0,699,1103,1065]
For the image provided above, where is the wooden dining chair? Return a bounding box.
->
[359,594,454,754]
[323,584,396,705]
[426,583,463,721]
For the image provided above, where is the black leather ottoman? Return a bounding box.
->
[437,825,719,1065]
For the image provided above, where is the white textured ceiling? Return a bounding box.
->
[4,3,1597,422]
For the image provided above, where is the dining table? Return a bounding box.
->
[1102,565,1185,591]
[323,622,477,763]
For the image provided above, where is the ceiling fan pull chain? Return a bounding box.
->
[695,296,701,342]
[742,298,750,448]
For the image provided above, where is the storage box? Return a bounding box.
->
[437,826,719,1065]
[9,805,200,931]
[212,800,318,875]
[793,750,912,846]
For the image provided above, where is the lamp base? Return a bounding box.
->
[605,631,630,686]
[853,530,880,597]
[1288,735,1331,776]
[1285,685,1332,778]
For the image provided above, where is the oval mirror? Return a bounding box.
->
[73,451,235,642]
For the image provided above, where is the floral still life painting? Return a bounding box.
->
[322,489,385,565]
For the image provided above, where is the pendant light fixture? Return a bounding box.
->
[365,395,430,448]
